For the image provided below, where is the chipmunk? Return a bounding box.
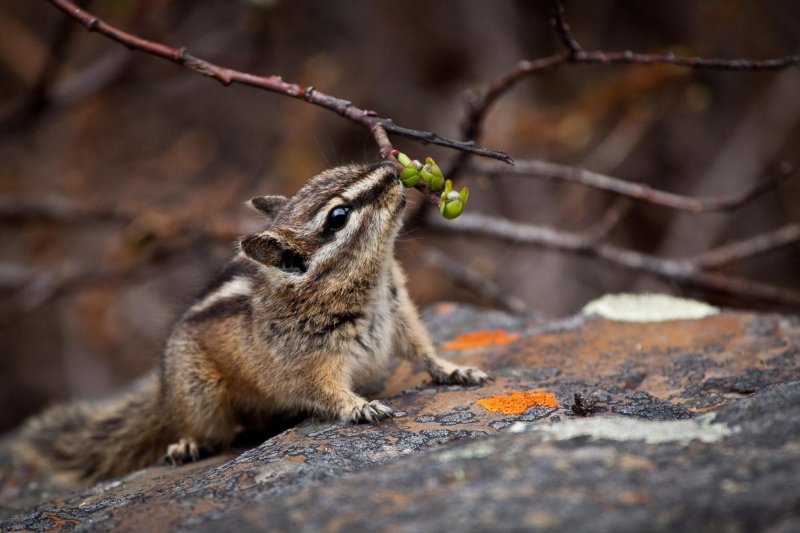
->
[15,162,488,483]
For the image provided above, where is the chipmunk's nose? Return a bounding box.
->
[367,160,398,172]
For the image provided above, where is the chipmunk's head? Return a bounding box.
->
[240,162,405,289]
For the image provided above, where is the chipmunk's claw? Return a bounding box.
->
[430,365,489,386]
[348,400,394,424]
[165,438,200,466]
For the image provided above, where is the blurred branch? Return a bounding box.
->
[583,198,631,243]
[0,262,35,290]
[0,199,127,223]
[9,265,149,314]
[427,212,800,308]
[690,225,800,269]
[551,0,582,56]
[50,48,132,107]
[0,1,83,133]
[420,248,530,316]
[459,53,569,144]
[45,0,511,165]
[4,217,242,316]
[0,197,241,241]
[467,160,796,213]
[0,196,242,309]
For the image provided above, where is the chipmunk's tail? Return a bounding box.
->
[15,373,173,484]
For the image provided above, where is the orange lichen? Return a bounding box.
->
[442,330,521,351]
[476,389,559,414]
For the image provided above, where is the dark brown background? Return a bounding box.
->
[1,0,798,432]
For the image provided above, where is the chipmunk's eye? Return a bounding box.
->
[325,206,351,232]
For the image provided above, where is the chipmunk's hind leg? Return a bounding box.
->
[162,349,238,466]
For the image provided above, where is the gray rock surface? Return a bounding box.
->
[208,381,800,533]
[0,302,798,531]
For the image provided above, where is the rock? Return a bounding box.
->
[1,298,799,531]
[208,381,800,533]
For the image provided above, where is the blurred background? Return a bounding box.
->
[1,0,799,433]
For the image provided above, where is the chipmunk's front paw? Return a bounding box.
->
[346,400,394,424]
[165,438,200,466]
[431,365,489,386]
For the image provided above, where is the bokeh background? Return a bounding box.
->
[1,0,799,432]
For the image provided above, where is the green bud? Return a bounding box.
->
[399,166,421,187]
[396,152,413,168]
[440,179,468,219]
[420,157,445,192]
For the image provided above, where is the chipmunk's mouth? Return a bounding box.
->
[393,193,407,217]
[370,164,405,216]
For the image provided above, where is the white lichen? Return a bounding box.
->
[522,413,736,444]
[437,442,496,463]
[582,293,719,322]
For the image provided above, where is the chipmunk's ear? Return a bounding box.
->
[240,232,307,274]
[246,196,288,219]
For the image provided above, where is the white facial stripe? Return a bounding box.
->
[190,278,252,314]
[341,169,387,202]
[306,169,392,234]
[310,199,342,233]
[312,209,371,266]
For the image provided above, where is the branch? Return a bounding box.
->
[460,53,569,144]
[45,0,511,164]
[427,212,800,308]
[572,50,800,70]
[551,0,582,56]
[690,224,800,269]
[583,198,631,243]
[467,160,796,213]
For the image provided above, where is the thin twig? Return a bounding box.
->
[460,53,569,144]
[572,49,800,70]
[45,0,511,165]
[467,160,796,213]
[427,212,800,307]
[551,0,582,56]
[583,198,631,243]
[690,224,800,269]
